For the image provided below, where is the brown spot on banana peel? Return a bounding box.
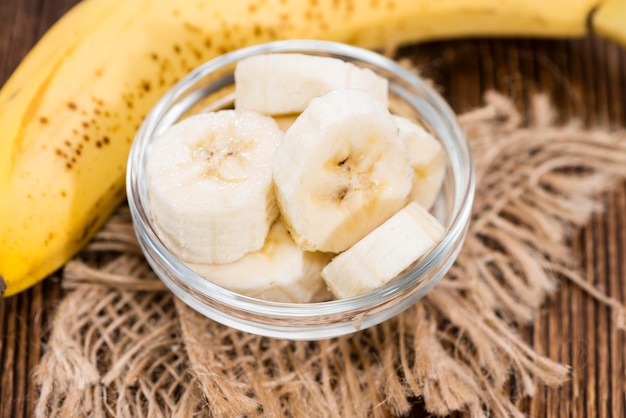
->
[141,80,152,92]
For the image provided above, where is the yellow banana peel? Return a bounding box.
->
[0,0,623,296]
[593,0,626,46]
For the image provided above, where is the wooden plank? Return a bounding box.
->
[1,297,17,418]
[610,188,626,418]
[25,283,42,418]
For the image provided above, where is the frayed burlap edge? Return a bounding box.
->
[33,91,626,418]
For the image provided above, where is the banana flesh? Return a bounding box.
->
[321,202,445,299]
[187,220,333,303]
[153,53,444,302]
[394,116,447,210]
[1,0,623,296]
[235,53,388,114]
[272,88,413,253]
[146,110,282,264]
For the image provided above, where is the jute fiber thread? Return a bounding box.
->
[34,91,626,417]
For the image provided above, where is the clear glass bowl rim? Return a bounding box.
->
[126,40,475,327]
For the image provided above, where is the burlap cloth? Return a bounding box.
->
[33,88,626,417]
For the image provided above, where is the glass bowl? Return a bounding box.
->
[126,40,475,340]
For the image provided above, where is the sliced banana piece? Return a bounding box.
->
[394,116,447,210]
[273,88,413,253]
[321,202,446,299]
[146,110,282,264]
[187,220,333,303]
[235,53,388,115]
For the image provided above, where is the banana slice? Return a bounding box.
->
[186,220,333,303]
[146,110,282,264]
[235,53,388,115]
[272,88,413,253]
[394,116,447,210]
[321,202,446,299]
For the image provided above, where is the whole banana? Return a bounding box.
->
[0,0,622,296]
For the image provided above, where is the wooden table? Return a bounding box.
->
[1,1,625,417]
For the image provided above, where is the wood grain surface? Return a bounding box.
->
[0,1,624,417]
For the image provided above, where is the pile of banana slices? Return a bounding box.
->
[146,53,447,303]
